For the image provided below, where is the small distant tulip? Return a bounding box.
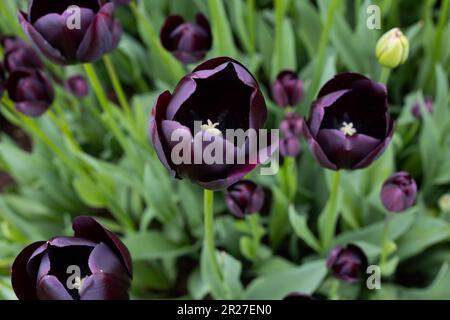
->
[279,137,301,158]
[411,97,433,119]
[380,172,417,213]
[283,292,314,300]
[19,0,123,65]
[160,13,212,64]
[438,194,450,213]
[4,42,43,73]
[11,216,132,300]
[65,75,89,97]
[225,180,265,218]
[7,69,54,117]
[327,244,368,283]
[376,28,409,69]
[280,112,302,138]
[302,73,394,170]
[271,71,303,107]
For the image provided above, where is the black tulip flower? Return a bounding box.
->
[326,244,368,283]
[225,180,265,218]
[160,13,212,64]
[380,172,417,213]
[279,137,301,158]
[280,112,302,138]
[7,69,54,117]
[412,97,433,119]
[65,74,89,97]
[18,0,123,65]
[271,71,304,108]
[3,41,43,73]
[302,73,394,170]
[151,57,272,190]
[11,216,133,300]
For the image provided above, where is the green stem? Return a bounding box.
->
[379,67,391,85]
[319,170,342,250]
[103,54,132,117]
[247,0,256,55]
[379,213,393,271]
[203,189,220,275]
[248,213,260,259]
[329,279,340,300]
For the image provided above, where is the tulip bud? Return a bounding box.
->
[380,172,417,213]
[4,44,43,73]
[7,69,54,117]
[160,13,212,64]
[11,216,133,300]
[225,180,265,218]
[271,71,304,107]
[411,97,433,119]
[438,194,450,213]
[326,244,368,283]
[65,75,89,97]
[279,137,301,158]
[280,112,302,138]
[376,28,409,69]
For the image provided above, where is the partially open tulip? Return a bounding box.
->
[280,112,302,138]
[271,71,303,108]
[11,216,132,300]
[380,172,417,213]
[376,28,409,69]
[327,244,368,283]
[7,69,54,117]
[302,73,394,170]
[151,57,273,190]
[279,137,301,158]
[4,43,43,73]
[225,180,265,218]
[160,13,212,64]
[411,97,433,119]
[65,75,89,97]
[18,0,123,65]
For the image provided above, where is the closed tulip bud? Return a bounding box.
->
[271,71,304,108]
[65,75,89,97]
[279,137,301,158]
[4,43,43,73]
[11,216,133,300]
[160,13,212,64]
[280,112,303,138]
[376,28,409,69]
[7,69,54,117]
[327,244,368,283]
[225,180,265,218]
[411,97,433,119]
[380,172,417,213]
[19,0,123,65]
[438,194,450,213]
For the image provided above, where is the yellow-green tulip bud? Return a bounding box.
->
[438,194,450,213]
[376,28,409,69]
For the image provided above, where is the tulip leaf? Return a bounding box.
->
[207,0,238,58]
[289,206,322,252]
[268,186,289,249]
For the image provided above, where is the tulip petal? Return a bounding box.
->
[88,243,128,276]
[302,120,338,170]
[160,15,185,51]
[79,272,130,300]
[37,275,73,300]
[318,73,368,98]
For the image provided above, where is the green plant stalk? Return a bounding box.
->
[329,279,340,300]
[203,189,221,277]
[246,0,256,55]
[273,0,288,77]
[103,54,132,118]
[319,170,342,250]
[307,0,340,102]
[379,212,393,272]
[248,213,260,259]
[432,0,449,64]
[379,67,391,85]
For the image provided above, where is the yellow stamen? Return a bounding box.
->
[340,122,356,136]
[201,119,222,136]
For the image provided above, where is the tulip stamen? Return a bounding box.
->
[201,119,222,136]
[340,122,357,136]
[72,276,87,292]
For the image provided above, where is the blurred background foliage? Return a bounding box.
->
[0,0,449,299]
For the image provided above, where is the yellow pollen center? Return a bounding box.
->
[201,119,222,136]
[340,122,356,136]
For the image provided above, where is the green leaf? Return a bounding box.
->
[268,186,289,249]
[207,0,238,57]
[289,206,321,252]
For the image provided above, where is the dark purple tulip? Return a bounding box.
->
[271,71,304,107]
[411,97,433,119]
[0,63,5,97]
[302,73,394,170]
[279,137,301,158]
[160,13,212,64]
[65,74,89,97]
[11,216,132,300]
[18,0,123,65]
[3,41,43,73]
[151,57,272,190]
[7,69,54,117]
[225,180,265,218]
[380,171,417,213]
[283,292,314,300]
[280,112,302,138]
[326,244,368,283]
[112,0,131,6]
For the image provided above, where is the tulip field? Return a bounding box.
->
[0,0,449,301]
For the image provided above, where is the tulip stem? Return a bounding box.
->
[203,189,221,277]
[379,67,391,85]
[103,55,132,118]
[319,170,342,251]
[329,279,340,300]
[379,213,393,274]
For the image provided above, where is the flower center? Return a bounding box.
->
[340,122,357,136]
[72,276,87,292]
[201,119,222,136]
